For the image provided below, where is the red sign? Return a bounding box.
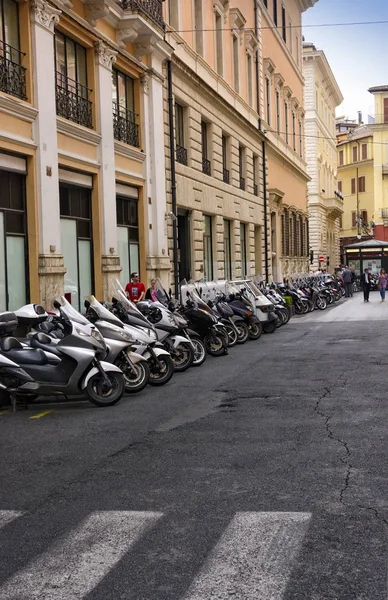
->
[319,256,325,262]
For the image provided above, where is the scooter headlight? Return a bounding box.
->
[91,328,105,345]
[119,329,135,342]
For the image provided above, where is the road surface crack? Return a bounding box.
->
[314,386,388,527]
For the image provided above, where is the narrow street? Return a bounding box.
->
[1,294,388,599]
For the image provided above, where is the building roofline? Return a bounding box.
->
[303,45,343,107]
[368,85,388,94]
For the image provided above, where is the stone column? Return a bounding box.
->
[142,51,171,287]
[94,41,122,301]
[30,0,66,308]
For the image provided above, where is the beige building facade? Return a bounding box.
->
[303,43,343,273]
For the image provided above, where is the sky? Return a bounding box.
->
[302,0,388,122]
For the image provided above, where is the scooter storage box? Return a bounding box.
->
[0,312,18,334]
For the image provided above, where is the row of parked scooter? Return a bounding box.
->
[0,278,292,410]
[270,274,346,314]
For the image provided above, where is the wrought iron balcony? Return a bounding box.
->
[223,168,230,184]
[176,145,188,166]
[0,42,27,100]
[253,183,258,196]
[119,0,165,30]
[202,158,211,176]
[240,176,245,191]
[113,102,140,147]
[56,72,93,129]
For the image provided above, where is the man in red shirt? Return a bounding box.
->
[125,272,145,303]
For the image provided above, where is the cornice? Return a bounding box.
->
[114,140,146,161]
[0,130,37,150]
[0,93,38,122]
[56,116,102,145]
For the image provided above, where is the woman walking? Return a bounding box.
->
[378,268,387,301]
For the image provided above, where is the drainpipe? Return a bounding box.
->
[167,59,179,298]
[255,0,269,282]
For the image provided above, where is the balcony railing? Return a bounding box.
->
[253,183,258,196]
[223,168,230,184]
[56,72,93,129]
[0,42,27,100]
[240,176,245,191]
[113,102,140,147]
[119,0,165,30]
[176,145,188,166]
[202,158,211,176]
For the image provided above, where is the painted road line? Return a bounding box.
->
[0,510,162,600]
[183,511,311,600]
[0,511,23,530]
[29,411,53,420]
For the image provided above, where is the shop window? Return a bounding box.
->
[223,219,232,279]
[0,168,28,310]
[117,194,140,286]
[240,223,247,277]
[203,215,213,281]
[60,183,93,311]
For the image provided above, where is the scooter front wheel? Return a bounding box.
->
[191,337,207,366]
[204,333,226,357]
[263,321,277,334]
[248,321,262,340]
[223,323,238,347]
[115,357,150,394]
[85,371,125,407]
[171,342,194,372]
[235,321,250,344]
[148,355,174,386]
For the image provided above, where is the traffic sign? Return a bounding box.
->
[319,256,325,262]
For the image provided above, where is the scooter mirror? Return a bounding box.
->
[169,288,172,298]
[199,287,203,297]
[84,300,90,309]
[53,300,61,310]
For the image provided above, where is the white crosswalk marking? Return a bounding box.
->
[0,510,162,600]
[0,511,23,529]
[182,511,311,600]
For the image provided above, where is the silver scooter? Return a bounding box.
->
[0,300,125,407]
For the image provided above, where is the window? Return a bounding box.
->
[247,53,253,105]
[253,155,259,196]
[361,210,368,224]
[194,0,203,56]
[112,68,139,147]
[273,0,278,26]
[60,183,93,312]
[292,112,296,151]
[289,20,293,54]
[351,212,356,227]
[358,176,366,193]
[276,91,280,134]
[264,0,268,7]
[55,31,92,128]
[201,121,211,175]
[296,34,299,65]
[338,181,342,193]
[352,146,358,162]
[117,194,140,288]
[168,0,179,30]
[339,150,344,166]
[282,5,286,41]
[240,223,247,277]
[222,134,229,184]
[0,0,26,99]
[175,103,187,165]
[215,11,223,76]
[362,143,367,160]
[239,146,245,190]
[284,102,288,144]
[384,98,388,124]
[299,119,303,157]
[233,34,239,92]
[203,215,213,280]
[0,168,28,310]
[265,77,271,125]
[351,178,356,194]
[223,219,232,279]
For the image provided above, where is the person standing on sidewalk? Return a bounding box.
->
[342,266,353,298]
[361,268,371,302]
[378,268,388,302]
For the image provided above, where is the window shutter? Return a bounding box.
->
[358,176,365,193]
[339,150,344,166]
[338,181,342,192]
[362,144,367,160]
[351,178,356,194]
[362,210,368,223]
[384,98,388,124]
[352,212,356,227]
[352,146,358,162]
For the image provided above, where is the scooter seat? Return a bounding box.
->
[30,332,62,359]
[0,346,48,365]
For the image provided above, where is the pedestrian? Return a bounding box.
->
[361,268,371,302]
[342,266,353,298]
[125,272,145,303]
[378,268,388,302]
[145,278,158,302]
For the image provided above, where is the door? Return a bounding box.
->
[178,212,191,281]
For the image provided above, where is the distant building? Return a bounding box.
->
[303,43,343,272]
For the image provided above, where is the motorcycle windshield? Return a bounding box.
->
[85,295,123,327]
[115,289,155,329]
[57,297,89,325]
[154,279,170,307]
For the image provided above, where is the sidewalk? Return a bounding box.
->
[293,292,388,323]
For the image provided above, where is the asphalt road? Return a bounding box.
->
[1,293,388,599]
